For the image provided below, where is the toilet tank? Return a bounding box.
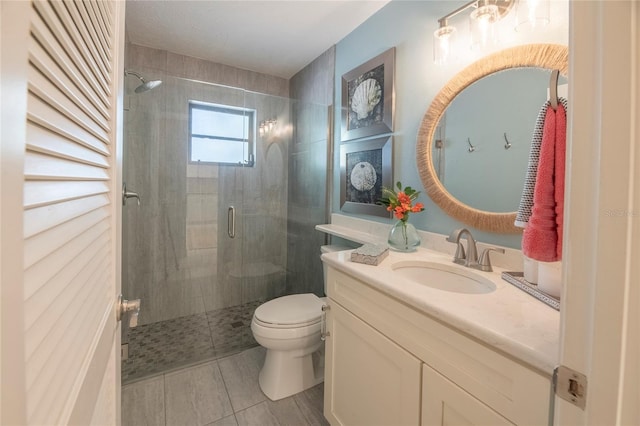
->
[320,245,349,294]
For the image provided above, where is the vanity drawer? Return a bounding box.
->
[326,267,551,426]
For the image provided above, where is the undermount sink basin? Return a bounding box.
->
[391,261,496,294]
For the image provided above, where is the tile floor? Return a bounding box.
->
[123,301,261,383]
[122,346,329,426]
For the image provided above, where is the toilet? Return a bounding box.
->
[251,245,346,401]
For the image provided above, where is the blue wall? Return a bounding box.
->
[333,0,568,248]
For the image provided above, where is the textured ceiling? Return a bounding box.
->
[125,0,390,79]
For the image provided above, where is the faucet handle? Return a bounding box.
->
[476,247,505,272]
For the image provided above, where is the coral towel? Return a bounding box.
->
[522,102,566,262]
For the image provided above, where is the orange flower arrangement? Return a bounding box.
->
[378,182,425,222]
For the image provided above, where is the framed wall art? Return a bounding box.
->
[340,136,392,217]
[341,47,395,142]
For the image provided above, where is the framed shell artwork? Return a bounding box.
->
[340,136,393,217]
[341,47,395,141]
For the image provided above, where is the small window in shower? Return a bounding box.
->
[188,101,256,166]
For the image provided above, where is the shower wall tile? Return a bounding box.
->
[156,206,187,276]
[285,220,325,296]
[235,68,251,93]
[185,248,217,280]
[268,76,290,100]
[163,49,288,98]
[290,46,335,105]
[187,164,219,179]
[123,85,164,315]
[126,43,168,72]
[200,275,243,312]
[165,51,218,82]
[187,178,218,194]
[187,224,217,250]
[293,102,331,146]
[139,278,206,325]
[168,51,243,92]
[187,194,217,224]
[286,47,334,297]
[241,68,291,99]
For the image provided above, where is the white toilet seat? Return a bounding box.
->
[253,293,324,327]
[252,317,321,341]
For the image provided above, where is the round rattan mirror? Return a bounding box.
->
[416,44,568,234]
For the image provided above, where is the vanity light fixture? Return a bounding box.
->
[433,0,549,64]
[515,0,550,32]
[259,118,276,137]
[433,0,512,64]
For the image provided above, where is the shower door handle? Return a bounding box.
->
[122,183,141,206]
[228,206,236,238]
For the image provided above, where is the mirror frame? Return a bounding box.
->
[416,44,569,234]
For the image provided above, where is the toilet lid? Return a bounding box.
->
[254,294,324,326]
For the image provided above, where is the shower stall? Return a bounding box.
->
[121,72,330,383]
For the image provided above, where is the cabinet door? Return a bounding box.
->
[324,301,421,426]
[422,364,514,426]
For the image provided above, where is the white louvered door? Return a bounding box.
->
[1,0,125,424]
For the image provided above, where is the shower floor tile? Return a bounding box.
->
[207,300,261,358]
[123,301,262,384]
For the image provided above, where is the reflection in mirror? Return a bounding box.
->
[416,44,569,234]
[432,68,568,213]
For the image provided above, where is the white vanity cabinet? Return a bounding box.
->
[324,301,421,426]
[421,364,513,426]
[323,267,551,426]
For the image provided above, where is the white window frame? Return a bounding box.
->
[188,100,256,166]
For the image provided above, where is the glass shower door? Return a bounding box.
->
[121,76,292,382]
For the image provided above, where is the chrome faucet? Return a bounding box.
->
[447,228,478,267]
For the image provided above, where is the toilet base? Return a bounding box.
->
[258,344,324,401]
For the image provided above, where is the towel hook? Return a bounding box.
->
[503,132,512,150]
[467,137,475,153]
[549,69,559,111]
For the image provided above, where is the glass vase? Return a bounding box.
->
[388,220,421,252]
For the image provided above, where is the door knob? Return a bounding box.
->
[117,294,141,328]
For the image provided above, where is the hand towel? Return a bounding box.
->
[522,100,567,262]
[515,101,549,228]
[554,102,567,258]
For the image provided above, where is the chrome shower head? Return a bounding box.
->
[134,79,162,93]
[125,70,162,93]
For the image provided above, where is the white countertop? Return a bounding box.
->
[315,223,383,245]
[321,246,560,375]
